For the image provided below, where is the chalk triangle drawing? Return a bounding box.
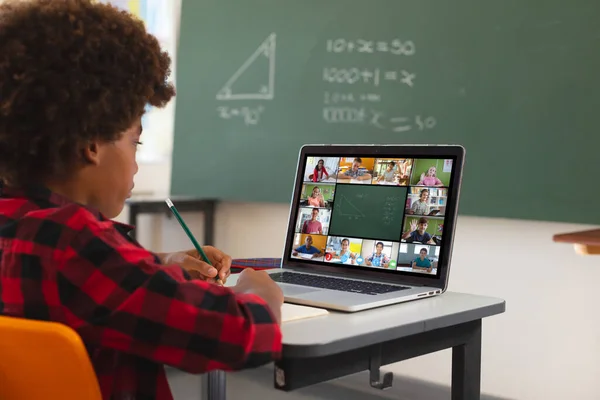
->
[216,33,276,101]
[338,194,365,219]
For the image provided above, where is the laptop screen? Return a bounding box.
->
[286,153,458,279]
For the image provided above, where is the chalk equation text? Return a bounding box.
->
[217,106,264,126]
[322,67,416,87]
[326,38,415,56]
[324,91,381,104]
[322,107,436,132]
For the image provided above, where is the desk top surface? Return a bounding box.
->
[225,274,505,357]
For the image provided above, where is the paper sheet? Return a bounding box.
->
[282,303,329,322]
[297,253,315,259]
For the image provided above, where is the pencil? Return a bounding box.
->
[165,198,222,285]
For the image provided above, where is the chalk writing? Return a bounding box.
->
[326,39,416,56]
[389,117,412,132]
[361,93,381,102]
[321,38,424,132]
[382,195,402,225]
[383,70,416,87]
[322,107,366,123]
[322,67,367,85]
[376,41,389,52]
[216,33,276,101]
[370,110,386,129]
[324,92,381,104]
[323,67,415,87]
[323,107,437,132]
[415,115,437,130]
[217,106,264,126]
[337,194,365,220]
[324,92,355,104]
[371,110,437,132]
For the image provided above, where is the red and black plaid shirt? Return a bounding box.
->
[0,183,282,400]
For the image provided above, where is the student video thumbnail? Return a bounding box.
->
[405,187,448,217]
[401,216,443,245]
[372,158,413,186]
[410,158,453,187]
[357,239,400,269]
[335,157,375,184]
[323,236,363,265]
[296,207,331,235]
[299,183,335,209]
[303,156,340,183]
[396,243,439,275]
[290,233,326,262]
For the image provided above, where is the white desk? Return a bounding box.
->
[290,253,319,261]
[202,274,505,400]
[396,266,438,275]
[373,180,400,186]
[336,178,372,184]
[307,177,337,183]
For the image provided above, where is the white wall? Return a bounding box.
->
[120,164,600,400]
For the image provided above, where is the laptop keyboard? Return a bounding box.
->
[269,272,409,296]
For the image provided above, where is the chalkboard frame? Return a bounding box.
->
[281,144,465,290]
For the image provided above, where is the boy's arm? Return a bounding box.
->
[57,217,282,374]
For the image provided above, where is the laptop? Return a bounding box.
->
[266,144,465,312]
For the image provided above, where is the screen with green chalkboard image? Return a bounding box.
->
[328,184,408,241]
[288,154,456,279]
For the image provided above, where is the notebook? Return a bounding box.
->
[282,303,329,322]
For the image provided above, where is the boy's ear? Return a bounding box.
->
[81,141,102,165]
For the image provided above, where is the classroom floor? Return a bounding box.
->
[166,366,511,400]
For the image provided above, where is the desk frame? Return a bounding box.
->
[274,319,482,400]
[202,319,483,400]
[126,198,217,245]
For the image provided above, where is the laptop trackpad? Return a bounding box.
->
[280,284,319,296]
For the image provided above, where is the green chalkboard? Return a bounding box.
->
[171,0,600,224]
[329,184,407,242]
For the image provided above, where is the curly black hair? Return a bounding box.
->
[0,0,175,185]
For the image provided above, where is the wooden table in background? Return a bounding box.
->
[553,229,600,255]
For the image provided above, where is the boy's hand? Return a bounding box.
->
[158,246,232,284]
[232,268,283,324]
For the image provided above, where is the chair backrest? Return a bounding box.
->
[0,315,102,400]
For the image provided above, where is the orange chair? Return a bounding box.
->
[0,315,102,399]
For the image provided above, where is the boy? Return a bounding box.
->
[411,248,433,273]
[402,217,436,245]
[336,157,372,182]
[0,1,283,399]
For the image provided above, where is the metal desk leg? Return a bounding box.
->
[201,371,226,400]
[128,204,140,241]
[203,201,216,246]
[451,319,482,400]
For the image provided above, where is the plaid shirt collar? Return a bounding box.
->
[0,180,134,232]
